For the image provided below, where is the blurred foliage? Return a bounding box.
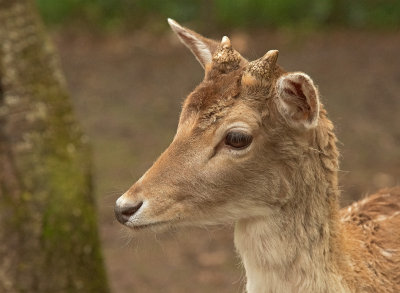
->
[36,0,400,30]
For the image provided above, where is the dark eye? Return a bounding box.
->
[225,132,253,149]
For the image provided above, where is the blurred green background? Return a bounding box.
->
[33,1,400,292]
[37,0,400,30]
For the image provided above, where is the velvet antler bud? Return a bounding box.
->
[210,36,246,74]
[245,50,279,80]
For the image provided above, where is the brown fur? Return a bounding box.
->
[115,21,400,293]
[340,188,400,292]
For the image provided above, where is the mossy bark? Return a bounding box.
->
[0,1,109,292]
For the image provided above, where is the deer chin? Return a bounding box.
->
[122,216,215,233]
[124,220,174,232]
[121,205,240,232]
[125,217,229,233]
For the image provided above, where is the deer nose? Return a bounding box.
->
[114,201,144,224]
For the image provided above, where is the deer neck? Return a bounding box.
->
[234,167,350,293]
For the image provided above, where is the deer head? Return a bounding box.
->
[115,19,322,230]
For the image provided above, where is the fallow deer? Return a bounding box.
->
[115,19,400,293]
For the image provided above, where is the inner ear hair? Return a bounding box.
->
[276,72,320,129]
[168,18,219,69]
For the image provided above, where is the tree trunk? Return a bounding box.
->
[0,1,109,292]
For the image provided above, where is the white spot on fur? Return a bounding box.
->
[379,248,394,258]
[375,211,400,222]
[375,215,388,222]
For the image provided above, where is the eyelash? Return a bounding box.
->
[224,131,253,149]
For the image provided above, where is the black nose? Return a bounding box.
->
[115,201,143,224]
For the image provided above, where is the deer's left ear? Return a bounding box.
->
[275,72,320,129]
[168,18,219,69]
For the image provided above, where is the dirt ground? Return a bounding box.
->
[53,28,400,293]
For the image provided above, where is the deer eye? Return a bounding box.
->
[225,131,253,149]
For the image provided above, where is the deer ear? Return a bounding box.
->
[168,18,218,69]
[276,72,320,129]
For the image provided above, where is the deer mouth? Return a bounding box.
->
[125,220,172,231]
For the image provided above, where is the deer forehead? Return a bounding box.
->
[179,67,275,131]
